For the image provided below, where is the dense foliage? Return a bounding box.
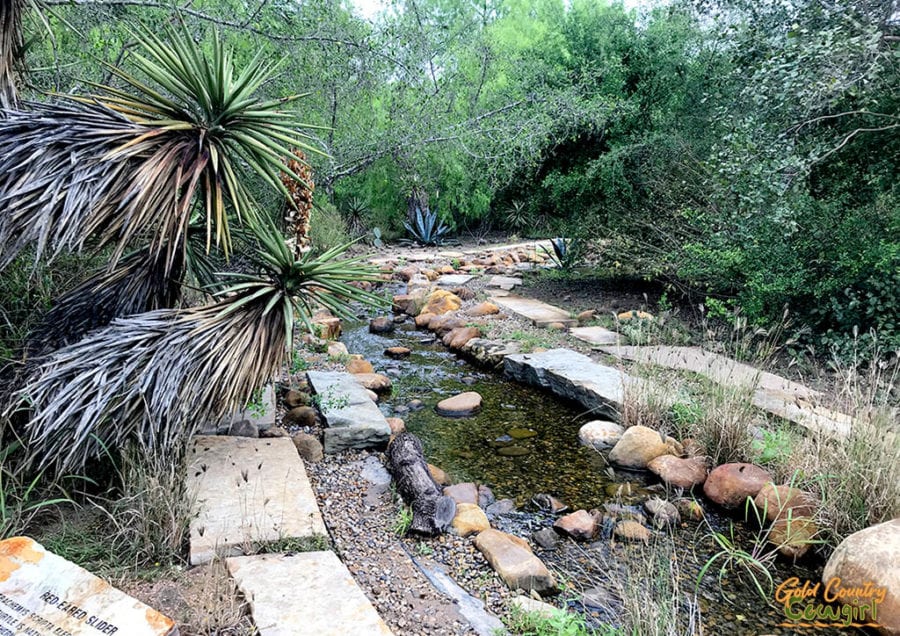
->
[6,0,900,357]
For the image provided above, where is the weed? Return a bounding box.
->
[256,534,330,554]
[290,350,311,374]
[503,603,598,636]
[506,330,552,353]
[414,541,434,557]
[392,504,413,537]
[244,387,269,418]
[750,425,798,469]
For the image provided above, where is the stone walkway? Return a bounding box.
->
[490,294,575,327]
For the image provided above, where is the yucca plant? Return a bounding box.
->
[0,24,318,274]
[0,0,30,110]
[8,223,384,473]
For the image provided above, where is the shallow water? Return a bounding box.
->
[341,317,860,636]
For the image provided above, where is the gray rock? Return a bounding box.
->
[578,420,625,451]
[478,485,496,509]
[228,419,259,438]
[532,527,561,551]
[307,371,391,454]
[486,499,516,518]
[644,497,681,528]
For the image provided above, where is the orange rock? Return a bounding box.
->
[420,289,462,316]
[346,358,374,374]
[467,302,500,317]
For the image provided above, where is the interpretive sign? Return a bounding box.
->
[0,537,177,636]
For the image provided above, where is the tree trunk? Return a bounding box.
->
[386,432,456,535]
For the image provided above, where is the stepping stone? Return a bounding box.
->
[0,536,176,635]
[486,275,522,291]
[437,273,475,286]
[227,551,393,636]
[504,348,648,419]
[491,294,575,327]
[570,326,621,346]
[601,345,853,436]
[306,371,392,453]
[187,436,326,565]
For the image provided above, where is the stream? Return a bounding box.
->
[341,315,860,636]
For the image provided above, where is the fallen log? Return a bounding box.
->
[386,432,456,535]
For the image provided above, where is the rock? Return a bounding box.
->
[576,309,596,324]
[445,326,482,350]
[647,455,709,489]
[385,346,412,359]
[421,290,463,316]
[578,420,625,451]
[497,446,529,457]
[532,494,569,514]
[429,314,466,336]
[823,519,900,635]
[260,426,289,438]
[369,316,395,334]
[608,425,674,470]
[769,517,819,560]
[407,399,425,411]
[428,464,451,486]
[451,503,491,537]
[643,497,680,528]
[327,341,349,358]
[473,529,557,596]
[674,498,705,521]
[365,389,379,402]
[582,586,615,611]
[468,302,500,317]
[461,338,522,369]
[753,483,818,524]
[509,596,565,620]
[444,482,479,505]
[613,520,651,542]
[353,373,393,394]
[546,321,568,331]
[228,419,259,438]
[386,417,406,435]
[283,389,310,409]
[312,314,342,340]
[438,265,455,274]
[395,266,418,282]
[451,287,476,301]
[553,510,597,541]
[292,432,324,462]
[346,358,375,374]
[616,310,654,322]
[415,312,436,328]
[436,392,483,417]
[284,406,318,428]
[477,485,495,509]
[703,463,772,509]
[508,427,538,440]
[532,528,561,551]
[306,371,392,453]
[421,268,439,281]
[485,499,516,517]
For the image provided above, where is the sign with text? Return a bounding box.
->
[0,537,177,636]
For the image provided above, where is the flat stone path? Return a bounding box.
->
[306,371,392,453]
[569,325,622,346]
[491,294,575,327]
[504,348,646,420]
[186,436,326,565]
[437,273,475,286]
[601,345,853,436]
[227,551,393,636]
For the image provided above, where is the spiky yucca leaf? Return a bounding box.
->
[0,26,318,273]
[0,0,28,110]
[10,235,384,473]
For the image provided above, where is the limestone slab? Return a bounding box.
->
[437,274,474,286]
[491,295,575,327]
[569,326,621,346]
[601,345,854,436]
[306,371,392,453]
[0,536,177,635]
[187,436,326,565]
[504,348,644,419]
[227,551,393,636]
[486,276,522,291]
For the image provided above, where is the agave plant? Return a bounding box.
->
[403,205,451,246]
[9,223,384,473]
[541,236,583,270]
[0,25,318,273]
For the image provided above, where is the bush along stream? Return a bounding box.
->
[322,279,889,636]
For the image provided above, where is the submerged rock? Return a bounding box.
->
[369,316,395,334]
[508,427,538,440]
[532,527,561,551]
[613,520,650,542]
[436,391,483,417]
[497,446,530,457]
[643,497,680,528]
[553,510,597,541]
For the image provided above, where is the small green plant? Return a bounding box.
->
[392,504,413,537]
[404,206,451,246]
[503,604,598,636]
[507,329,552,352]
[505,200,529,232]
[695,521,775,602]
[290,350,311,374]
[414,541,434,556]
[371,226,384,249]
[450,257,461,270]
[703,296,732,321]
[751,426,797,467]
[0,442,72,539]
[245,387,268,418]
[257,534,329,554]
[310,387,351,411]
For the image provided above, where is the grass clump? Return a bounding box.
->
[502,604,599,636]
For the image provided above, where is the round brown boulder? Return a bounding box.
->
[292,432,323,462]
[346,357,375,374]
[283,389,309,409]
[608,425,674,470]
[703,463,772,509]
[421,290,463,316]
[385,346,412,359]
[647,454,709,489]
[283,406,317,428]
[436,392,483,417]
[467,302,500,317]
[552,510,597,541]
[753,483,818,523]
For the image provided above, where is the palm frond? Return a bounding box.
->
[0,0,26,110]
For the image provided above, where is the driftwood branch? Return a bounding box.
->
[386,432,455,536]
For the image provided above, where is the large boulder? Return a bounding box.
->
[578,420,624,451]
[473,529,557,596]
[436,392,483,417]
[608,425,678,470]
[703,463,772,509]
[823,519,900,635]
[368,316,395,334]
[647,455,709,489]
[420,289,463,316]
